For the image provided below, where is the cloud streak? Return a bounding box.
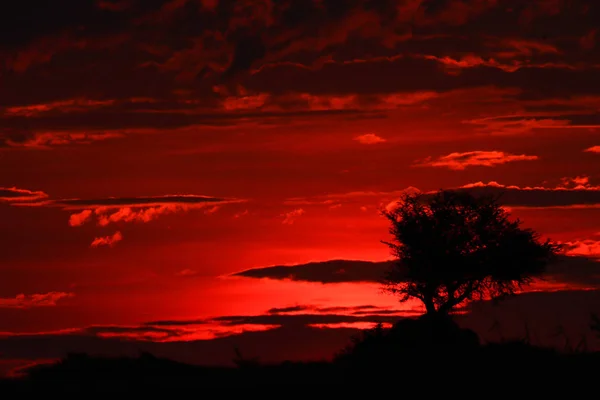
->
[233,256,600,290]
[0,292,74,308]
[0,187,48,203]
[585,146,600,153]
[354,133,387,144]
[455,179,600,208]
[233,259,394,284]
[415,151,539,170]
[281,208,305,225]
[90,231,123,248]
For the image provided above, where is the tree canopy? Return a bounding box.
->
[381,190,562,315]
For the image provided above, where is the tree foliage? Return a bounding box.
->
[381,190,562,315]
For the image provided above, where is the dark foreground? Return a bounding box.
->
[3,316,599,392]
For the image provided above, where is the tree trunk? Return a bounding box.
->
[437,301,452,315]
[424,298,436,315]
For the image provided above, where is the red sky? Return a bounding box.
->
[2,0,600,374]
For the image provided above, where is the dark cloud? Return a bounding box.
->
[267,304,383,314]
[232,256,600,288]
[1,0,599,148]
[245,57,600,97]
[232,259,395,283]
[51,195,233,208]
[145,304,405,328]
[267,305,312,314]
[0,292,74,309]
[212,313,403,327]
[415,150,539,170]
[221,35,266,81]
[453,182,600,208]
[83,325,185,339]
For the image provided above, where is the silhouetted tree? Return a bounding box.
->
[382,190,561,316]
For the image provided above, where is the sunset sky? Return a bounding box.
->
[2,0,600,375]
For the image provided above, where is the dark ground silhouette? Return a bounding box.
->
[2,314,599,392]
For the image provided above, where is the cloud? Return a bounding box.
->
[90,231,122,248]
[354,133,387,145]
[562,240,600,258]
[0,130,124,149]
[232,256,600,290]
[144,305,411,329]
[463,114,600,135]
[3,0,598,152]
[285,188,419,207]
[455,179,600,208]
[212,313,403,327]
[281,208,305,224]
[95,205,185,226]
[267,304,388,315]
[0,187,48,203]
[585,145,600,153]
[31,194,245,228]
[5,189,244,247]
[175,269,198,277]
[233,259,394,284]
[50,194,236,209]
[3,98,116,116]
[233,209,249,218]
[415,150,539,170]
[0,292,74,308]
[69,209,93,227]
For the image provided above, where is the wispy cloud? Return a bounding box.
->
[3,98,116,117]
[585,146,600,153]
[13,193,245,227]
[90,231,123,248]
[281,208,305,224]
[175,269,198,277]
[0,187,48,203]
[354,133,386,145]
[464,114,600,135]
[415,151,538,170]
[6,189,245,246]
[0,292,74,308]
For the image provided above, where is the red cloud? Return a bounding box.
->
[0,292,74,308]
[464,115,581,135]
[281,209,305,225]
[91,231,123,248]
[562,240,600,258]
[95,205,186,226]
[3,131,124,149]
[4,98,116,116]
[585,146,600,153]
[0,187,48,203]
[354,133,387,145]
[68,210,93,227]
[415,151,538,170]
[462,177,600,192]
